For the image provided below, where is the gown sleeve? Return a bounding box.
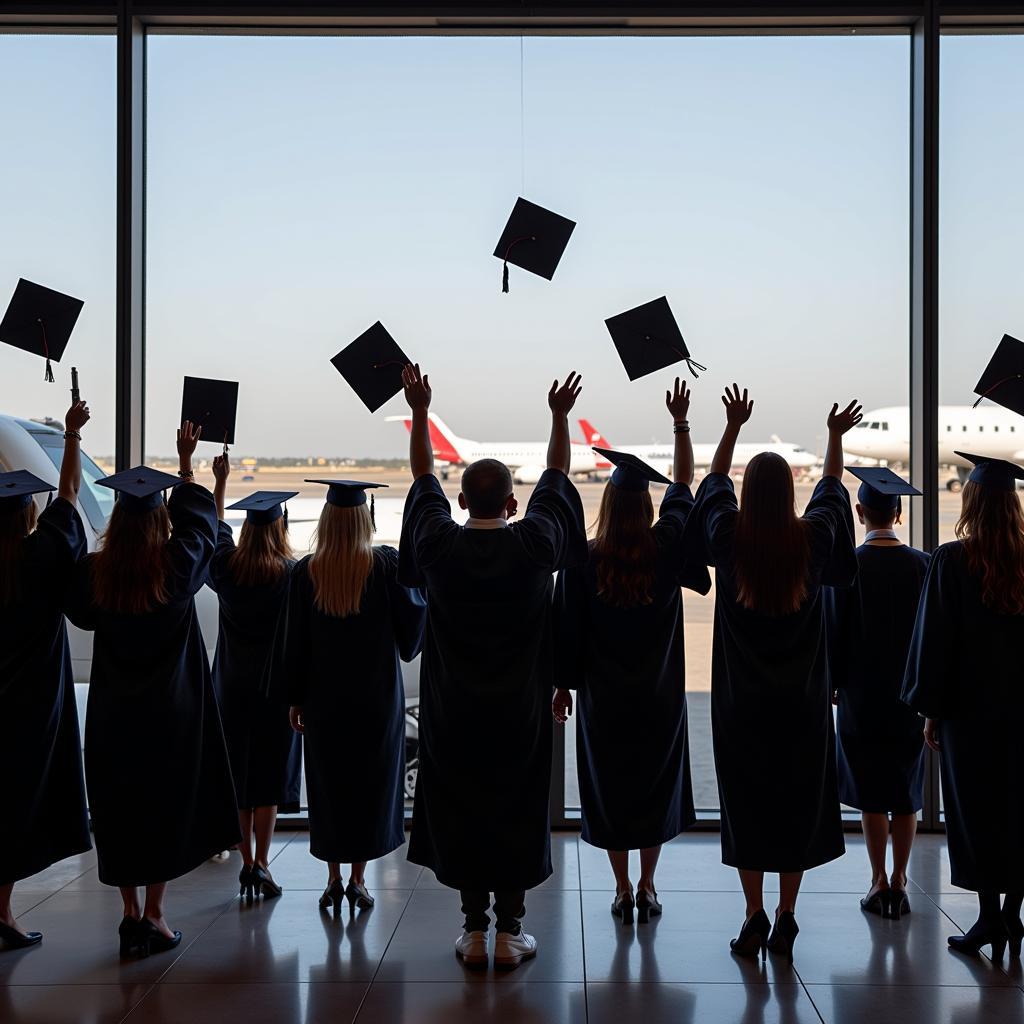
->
[205,520,236,593]
[164,484,219,600]
[802,476,857,588]
[268,559,314,707]
[378,545,427,662]
[30,496,87,579]
[680,472,739,569]
[823,582,852,693]
[511,468,589,572]
[398,474,458,587]
[552,563,589,693]
[900,544,961,719]
[655,482,713,595]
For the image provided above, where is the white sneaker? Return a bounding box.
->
[494,929,537,970]
[455,929,488,969]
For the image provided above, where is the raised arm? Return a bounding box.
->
[212,454,230,520]
[709,384,753,476]
[58,399,91,503]
[402,363,434,479]
[823,400,863,480]
[665,377,693,485]
[177,418,201,483]
[546,371,583,474]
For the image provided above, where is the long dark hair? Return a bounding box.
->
[92,501,172,614]
[956,480,1024,615]
[591,482,658,608]
[733,452,812,617]
[0,502,38,606]
[229,518,292,586]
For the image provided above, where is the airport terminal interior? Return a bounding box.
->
[4,2,1024,1022]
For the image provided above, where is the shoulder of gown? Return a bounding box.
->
[26,496,87,577]
[205,519,236,593]
[655,482,712,595]
[510,467,589,572]
[164,483,219,600]
[802,476,857,588]
[680,472,738,569]
[398,474,458,587]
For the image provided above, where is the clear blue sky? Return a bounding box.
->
[0,32,1020,458]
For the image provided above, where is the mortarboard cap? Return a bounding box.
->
[954,450,1024,492]
[181,376,239,447]
[848,466,921,515]
[0,278,84,383]
[97,465,183,512]
[226,490,298,525]
[973,334,1024,417]
[593,446,672,492]
[605,296,706,382]
[0,469,55,512]
[493,197,576,293]
[306,479,387,509]
[331,322,411,414]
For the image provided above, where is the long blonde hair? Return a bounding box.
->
[308,502,374,617]
[956,480,1024,615]
[92,502,172,614]
[0,502,38,606]
[229,518,292,586]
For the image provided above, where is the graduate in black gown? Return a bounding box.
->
[684,386,861,961]
[208,458,301,901]
[902,452,1024,960]
[274,478,425,915]
[0,400,92,952]
[64,421,239,958]
[552,378,710,925]
[824,467,929,920]
[398,364,588,971]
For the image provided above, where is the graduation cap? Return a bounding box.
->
[227,490,298,525]
[306,479,387,509]
[0,279,84,383]
[0,469,55,512]
[97,466,183,512]
[605,296,706,381]
[593,446,672,491]
[848,466,921,515]
[973,334,1024,416]
[493,197,576,293]
[181,376,238,447]
[954,450,1024,492]
[331,322,411,414]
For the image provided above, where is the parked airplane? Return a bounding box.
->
[387,413,599,483]
[578,420,820,477]
[843,405,1024,489]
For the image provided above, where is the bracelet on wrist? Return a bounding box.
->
[673,422,690,434]
[177,469,195,480]
[63,430,81,442]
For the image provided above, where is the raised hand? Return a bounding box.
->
[402,363,431,412]
[177,420,202,459]
[64,400,90,433]
[548,371,583,417]
[827,400,863,435]
[212,454,230,485]
[721,384,753,427]
[666,377,690,422]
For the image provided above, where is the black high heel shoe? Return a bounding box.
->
[252,865,283,899]
[139,919,182,957]
[0,920,43,951]
[239,866,255,901]
[319,879,344,914]
[611,890,635,926]
[889,888,911,921]
[636,889,662,924]
[345,882,374,913]
[860,888,889,917]
[1002,911,1024,957]
[767,911,800,962]
[948,920,1009,960]
[118,916,144,957]
[730,909,770,960]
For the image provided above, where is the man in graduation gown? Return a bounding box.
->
[398,364,587,970]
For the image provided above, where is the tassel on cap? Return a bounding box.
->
[684,357,707,379]
[370,492,376,532]
[502,262,510,293]
[38,319,54,382]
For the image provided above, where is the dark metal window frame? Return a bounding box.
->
[5,0,1020,830]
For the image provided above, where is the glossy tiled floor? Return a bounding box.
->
[2,832,1022,1023]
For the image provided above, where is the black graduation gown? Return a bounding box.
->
[0,498,91,885]
[271,547,425,864]
[398,469,588,891]
[207,522,301,812]
[552,483,711,851]
[825,543,930,814]
[64,484,240,886]
[684,473,856,873]
[902,541,1024,892]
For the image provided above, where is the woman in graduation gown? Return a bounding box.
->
[902,452,1024,959]
[275,478,425,914]
[684,386,861,961]
[208,458,301,901]
[0,400,92,951]
[552,378,711,925]
[825,471,929,920]
[64,421,239,958]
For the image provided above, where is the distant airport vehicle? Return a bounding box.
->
[843,405,1024,490]
[578,420,820,477]
[387,412,599,483]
